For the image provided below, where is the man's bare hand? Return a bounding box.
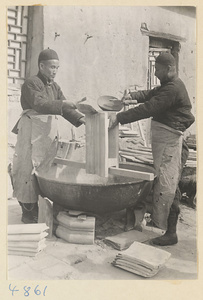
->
[121,89,138,105]
[79,116,86,124]
[108,114,119,129]
[121,89,132,102]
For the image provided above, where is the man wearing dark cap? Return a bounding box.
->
[12,48,85,224]
[109,52,195,246]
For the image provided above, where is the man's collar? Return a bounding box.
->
[37,71,53,86]
[161,73,178,85]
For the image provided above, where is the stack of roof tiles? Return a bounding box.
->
[112,241,171,277]
[8,223,49,257]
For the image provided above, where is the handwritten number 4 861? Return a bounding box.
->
[9,284,47,296]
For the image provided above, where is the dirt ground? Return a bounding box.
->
[7,100,197,280]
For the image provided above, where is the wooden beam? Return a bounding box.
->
[53,157,85,169]
[119,147,153,157]
[109,167,154,181]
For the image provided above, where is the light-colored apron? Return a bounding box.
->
[12,110,58,204]
[151,120,183,230]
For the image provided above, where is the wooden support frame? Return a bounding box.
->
[109,167,154,181]
[53,157,85,169]
[53,159,154,181]
[53,111,154,182]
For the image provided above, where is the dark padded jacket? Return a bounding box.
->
[117,76,195,132]
[20,72,83,127]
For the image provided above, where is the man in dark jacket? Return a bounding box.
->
[109,53,195,246]
[12,48,85,224]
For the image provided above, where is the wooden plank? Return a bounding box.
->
[119,151,153,164]
[120,147,152,155]
[109,167,154,181]
[119,150,153,159]
[119,154,151,164]
[53,157,85,169]
[119,150,153,160]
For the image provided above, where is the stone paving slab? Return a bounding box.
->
[8,262,52,280]
[7,198,198,280]
[41,260,72,279]
[26,252,66,272]
[8,254,31,271]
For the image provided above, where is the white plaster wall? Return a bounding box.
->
[41,6,196,138]
[43,6,149,100]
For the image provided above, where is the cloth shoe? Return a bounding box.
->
[150,209,179,246]
[19,202,38,224]
[150,232,178,246]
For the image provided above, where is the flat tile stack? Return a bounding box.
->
[55,211,95,245]
[8,223,49,257]
[185,149,197,167]
[112,241,171,278]
[104,229,159,251]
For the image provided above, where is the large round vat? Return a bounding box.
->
[36,161,156,214]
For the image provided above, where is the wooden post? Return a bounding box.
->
[85,112,109,177]
[85,113,97,174]
[85,111,119,177]
[95,112,109,177]
[108,112,119,168]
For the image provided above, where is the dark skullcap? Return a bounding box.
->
[156,53,176,66]
[38,48,59,64]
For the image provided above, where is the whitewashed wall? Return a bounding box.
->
[30,6,196,139]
